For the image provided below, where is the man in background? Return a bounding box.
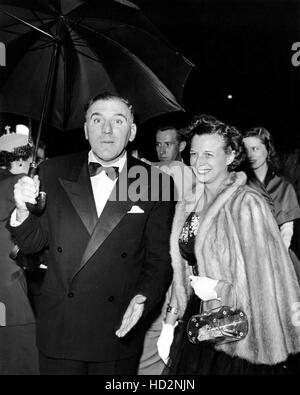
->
[155,125,186,163]
[36,140,48,165]
[138,124,188,375]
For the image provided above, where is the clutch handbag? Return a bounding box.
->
[186,275,248,345]
[187,304,248,345]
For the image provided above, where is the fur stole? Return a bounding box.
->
[170,171,300,365]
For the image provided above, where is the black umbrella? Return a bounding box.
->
[0,0,194,133]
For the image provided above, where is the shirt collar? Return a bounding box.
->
[88,150,127,172]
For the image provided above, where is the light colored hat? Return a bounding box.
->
[0,124,31,152]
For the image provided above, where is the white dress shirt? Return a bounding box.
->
[88,150,126,218]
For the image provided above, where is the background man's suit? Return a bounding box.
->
[8,151,175,363]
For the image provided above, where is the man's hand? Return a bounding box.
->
[14,175,40,222]
[115,294,146,338]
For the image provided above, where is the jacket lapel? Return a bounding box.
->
[59,158,98,236]
[79,198,132,269]
[77,156,149,272]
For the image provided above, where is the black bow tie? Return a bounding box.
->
[88,162,119,181]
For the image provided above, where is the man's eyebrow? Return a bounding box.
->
[90,112,101,119]
[89,112,128,120]
[114,113,128,120]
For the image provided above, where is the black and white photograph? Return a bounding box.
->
[0,0,300,378]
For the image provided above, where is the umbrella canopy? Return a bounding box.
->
[0,0,194,130]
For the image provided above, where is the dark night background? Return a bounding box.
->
[135,0,300,161]
[1,0,299,161]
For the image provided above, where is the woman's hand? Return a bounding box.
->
[157,322,177,364]
[189,275,219,301]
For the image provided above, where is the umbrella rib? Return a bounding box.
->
[2,11,55,41]
[68,20,139,54]
[68,21,182,92]
[70,21,171,73]
[0,18,56,43]
[0,28,53,47]
[68,15,180,53]
[70,17,151,39]
[74,48,102,65]
[31,10,55,38]
[69,18,193,66]
[71,17,134,36]
[28,42,54,52]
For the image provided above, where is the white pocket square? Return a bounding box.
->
[127,205,144,214]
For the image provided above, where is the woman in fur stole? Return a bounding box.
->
[157,118,300,375]
[243,127,300,283]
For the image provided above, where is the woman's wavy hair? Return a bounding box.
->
[186,114,244,171]
[243,127,280,171]
[0,144,34,169]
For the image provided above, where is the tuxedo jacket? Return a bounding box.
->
[8,152,175,362]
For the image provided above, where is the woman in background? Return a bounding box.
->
[243,127,300,281]
[0,130,39,375]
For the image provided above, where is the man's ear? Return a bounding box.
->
[84,123,88,140]
[129,123,137,142]
[179,141,187,153]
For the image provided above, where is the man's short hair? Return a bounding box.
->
[84,92,135,122]
[156,125,186,143]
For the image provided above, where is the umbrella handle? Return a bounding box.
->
[26,163,47,214]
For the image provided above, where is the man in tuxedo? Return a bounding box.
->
[8,93,175,375]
